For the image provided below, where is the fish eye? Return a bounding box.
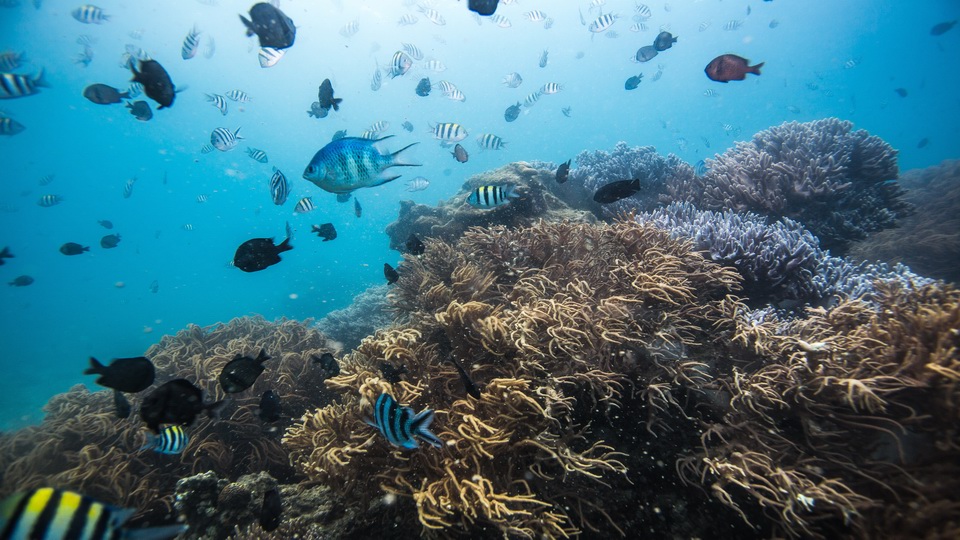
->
[305,166,316,175]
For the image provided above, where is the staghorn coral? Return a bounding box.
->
[285,218,746,538]
[681,281,960,538]
[384,161,596,252]
[666,118,912,254]
[849,159,960,284]
[0,316,336,522]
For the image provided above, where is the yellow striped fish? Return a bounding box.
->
[429,122,467,142]
[467,185,518,208]
[0,487,186,539]
[141,425,189,454]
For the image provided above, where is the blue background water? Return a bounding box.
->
[0,0,957,429]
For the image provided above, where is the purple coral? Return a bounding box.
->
[667,118,912,254]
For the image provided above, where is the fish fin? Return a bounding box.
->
[370,174,402,187]
[749,62,764,75]
[139,433,157,452]
[175,85,189,94]
[234,126,243,140]
[503,185,520,199]
[332,98,342,111]
[33,68,49,89]
[83,246,90,252]
[257,348,271,364]
[410,409,443,448]
[111,507,137,527]
[389,142,421,167]
[120,524,189,540]
[119,91,130,99]
[276,237,293,253]
[83,356,105,375]
[239,14,254,35]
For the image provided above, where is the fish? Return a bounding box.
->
[0,246,11,265]
[705,54,764,83]
[390,51,413,78]
[451,143,469,163]
[206,93,228,115]
[931,20,957,36]
[127,82,143,98]
[624,74,643,90]
[59,242,89,255]
[0,115,24,135]
[562,106,572,117]
[418,6,446,26]
[204,36,216,59]
[269,167,289,205]
[894,88,908,98]
[415,77,431,97]
[142,425,189,454]
[398,14,418,26]
[38,194,62,207]
[448,356,482,399]
[140,378,223,433]
[259,488,282,532]
[365,393,442,449]
[525,10,547,22]
[84,356,155,393]
[311,223,337,241]
[197,194,208,203]
[181,25,201,59]
[340,20,359,38]
[113,389,131,418]
[312,352,340,376]
[126,100,152,121]
[698,21,711,32]
[653,31,677,51]
[233,232,292,272]
[635,3,652,19]
[100,234,121,248]
[131,59,176,109]
[370,63,382,91]
[122,177,136,198]
[540,82,562,94]
[83,83,128,104]
[98,219,113,229]
[258,47,284,68]
[694,160,708,176]
[332,129,347,141]
[294,197,315,214]
[240,2,296,49]
[467,185,518,208]
[703,89,719,97]
[556,159,571,183]
[219,349,270,393]
[200,144,214,153]
[722,19,744,31]
[635,45,658,62]
[470,0,500,16]
[406,176,429,192]
[431,122,467,142]
[476,133,506,150]
[149,279,159,293]
[354,198,362,218]
[225,89,251,102]
[593,178,641,204]
[0,488,186,540]
[402,43,424,60]
[72,4,109,24]
[74,44,94,67]
[917,138,930,149]
[246,147,268,163]
[307,102,327,118]
[384,263,400,284]
[211,126,243,151]
[422,59,447,72]
[491,14,511,28]
[502,72,522,88]
[8,275,33,287]
[769,19,779,29]
[406,234,425,255]
[303,136,420,194]
[539,49,548,68]
[317,78,342,111]
[0,50,25,71]
[258,390,282,422]
[0,69,48,99]
[504,102,521,122]
[588,13,618,33]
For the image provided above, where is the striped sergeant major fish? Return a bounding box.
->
[122,177,136,199]
[370,62,382,91]
[200,143,214,154]
[0,115,24,135]
[538,49,548,68]
[589,13,618,33]
[37,194,62,207]
[142,425,189,454]
[269,167,289,205]
[211,126,242,151]
[476,133,506,150]
[246,147,268,163]
[0,50,25,71]
[389,51,413,78]
[0,487,186,540]
[540,82,562,94]
[293,197,314,214]
[418,6,446,26]
[366,393,442,449]
[467,184,518,208]
[181,25,201,59]
[206,93,227,115]
[490,14,511,28]
[258,47,284,68]
[401,43,423,61]
[524,10,548,22]
[397,14,418,26]
[225,89,250,102]
[422,59,446,72]
[429,122,467,142]
[0,69,48,99]
[72,4,109,24]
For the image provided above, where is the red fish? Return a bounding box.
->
[705,54,764,83]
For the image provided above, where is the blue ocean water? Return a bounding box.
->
[0,0,957,429]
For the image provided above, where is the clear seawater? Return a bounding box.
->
[0,0,957,429]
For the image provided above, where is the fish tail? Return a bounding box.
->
[410,409,443,448]
[276,237,293,253]
[33,68,49,89]
[390,142,421,167]
[139,432,157,452]
[234,127,244,140]
[503,185,520,199]
[332,97,342,111]
[83,356,105,375]
[749,62,764,75]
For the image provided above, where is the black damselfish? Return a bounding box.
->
[219,349,271,393]
[312,352,340,377]
[311,223,337,241]
[259,390,282,422]
[140,378,223,433]
[593,178,641,204]
[84,356,155,393]
[131,59,176,109]
[240,2,296,49]
[406,234,425,255]
[234,234,292,272]
[384,263,399,284]
[259,487,283,532]
[556,159,571,184]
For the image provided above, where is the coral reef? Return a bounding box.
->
[568,141,690,215]
[384,161,596,252]
[666,118,912,254]
[316,284,394,351]
[285,218,746,538]
[680,281,960,538]
[849,159,960,284]
[0,316,336,521]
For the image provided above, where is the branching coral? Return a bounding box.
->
[285,219,744,538]
[666,118,912,254]
[0,316,336,521]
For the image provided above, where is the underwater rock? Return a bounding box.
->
[315,284,393,351]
